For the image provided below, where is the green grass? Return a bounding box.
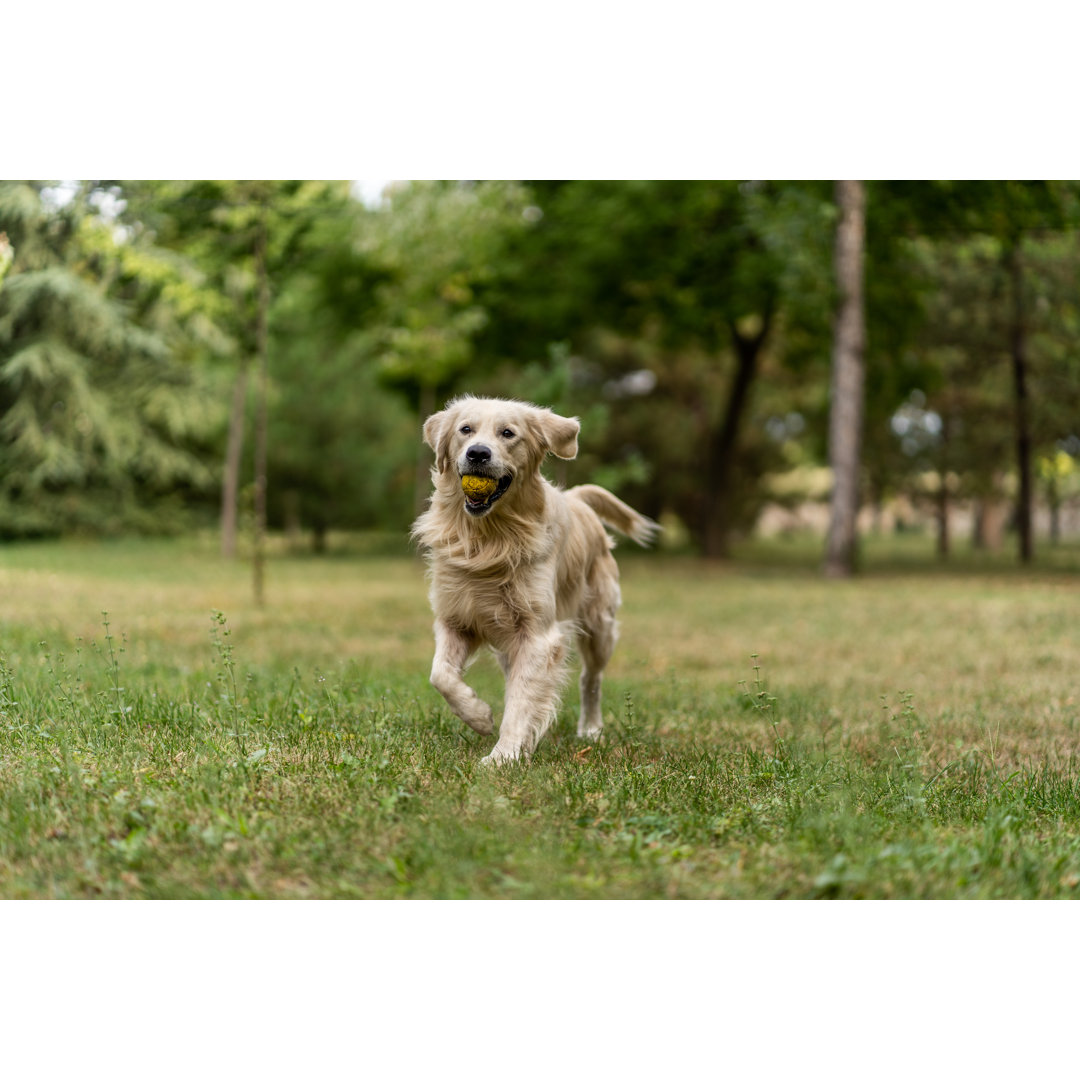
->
[2,533,1079,898]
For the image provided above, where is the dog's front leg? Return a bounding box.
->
[482,624,567,764]
[430,621,494,736]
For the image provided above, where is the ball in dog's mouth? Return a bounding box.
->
[461,473,512,515]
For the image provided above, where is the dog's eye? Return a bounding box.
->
[501,428,515,439]
[459,425,472,434]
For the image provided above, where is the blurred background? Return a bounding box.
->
[1,179,1077,570]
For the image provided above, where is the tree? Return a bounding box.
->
[876,184,1080,560]
[120,180,357,561]
[0,182,220,537]
[120,180,257,556]
[251,199,270,602]
[969,182,1075,563]
[477,181,834,557]
[266,207,413,548]
[825,181,867,578]
[876,180,1078,563]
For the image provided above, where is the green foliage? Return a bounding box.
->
[0,183,222,537]
[482,180,797,356]
[472,181,841,544]
[360,180,535,404]
[264,188,415,537]
[268,335,416,539]
[2,179,1079,552]
[122,180,358,352]
[870,204,1080,511]
[0,231,12,287]
[122,180,423,541]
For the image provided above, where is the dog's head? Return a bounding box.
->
[423,396,580,518]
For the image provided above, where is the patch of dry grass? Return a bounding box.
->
[618,555,1080,770]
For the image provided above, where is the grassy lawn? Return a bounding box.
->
[2,532,1079,899]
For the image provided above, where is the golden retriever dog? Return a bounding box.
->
[412,395,658,763]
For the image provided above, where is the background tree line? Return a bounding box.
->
[1,179,1078,568]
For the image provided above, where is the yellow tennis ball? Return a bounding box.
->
[461,474,498,499]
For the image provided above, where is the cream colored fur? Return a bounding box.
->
[412,395,658,763]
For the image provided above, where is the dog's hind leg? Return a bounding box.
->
[576,563,620,741]
[577,610,618,740]
[430,621,494,736]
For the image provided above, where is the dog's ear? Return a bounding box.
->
[422,408,454,474]
[536,409,580,460]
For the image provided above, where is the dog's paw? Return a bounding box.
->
[578,717,604,743]
[466,704,494,738]
[480,743,525,766]
[462,702,494,737]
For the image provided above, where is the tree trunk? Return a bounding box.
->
[935,474,950,559]
[973,477,1007,552]
[252,208,270,606]
[936,415,951,560]
[825,180,867,579]
[1007,240,1034,565]
[220,361,250,559]
[700,312,772,559]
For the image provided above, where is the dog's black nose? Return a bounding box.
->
[466,444,491,465]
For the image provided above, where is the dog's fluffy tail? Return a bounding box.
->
[568,484,660,547]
